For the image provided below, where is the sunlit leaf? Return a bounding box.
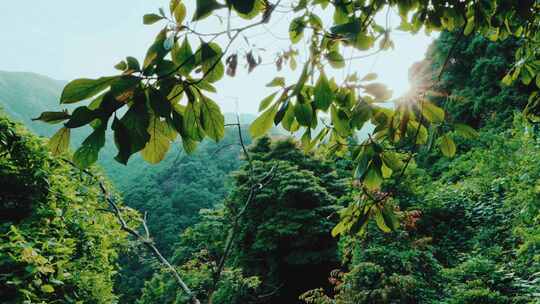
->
[48,127,70,155]
[173,2,186,24]
[314,71,334,111]
[184,101,205,141]
[250,103,278,138]
[375,209,391,232]
[422,101,445,123]
[259,92,278,112]
[440,134,456,157]
[200,42,224,83]
[267,77,285,87]
[61,77,117,104]
[364,166,383,190]
[141,116,173,164]
[289,17,306,44]
[454,123,479,139]
[200,96,224,141]
[143,13,164,25]
[172,37,196,75]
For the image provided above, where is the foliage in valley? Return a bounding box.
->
[0,114,128,303]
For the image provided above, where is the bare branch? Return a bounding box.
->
[62,159,201,304]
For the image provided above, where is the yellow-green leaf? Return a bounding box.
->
[314,71,334,111]
[374,209,391,233]
[173,2,186,24]
[454,123,479,139]
[422,101,445,123]
[143,14,164,25]
[250,104,278,138]
[48,127,70,155]
[363,166,382,190]
[61,77,117,104]
[141,117,173,164]
[440,134,456,157]
[200,96,224,141]
[41,284,54,293]
[259,92,278,112]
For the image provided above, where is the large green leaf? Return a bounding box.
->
[250,103,278,138]
[289,17,306,44]
[330,19,361,36]
[61,77,117,104]
[141,116,173,164]
[454,123,479,139]
[326,51,345,69]
[143,29,167,70]
[259,92,278,112]
[172,2,186,24]
[149,87,172,118]
[331,105,350,137]
[143,13,164,25]
[294,102,313,126]
[184,101,205,141]
[440,134,456,157]
[48,127,70,155]
[193,0,223,21]
[363,165,383,190]
[381,152,403,171]
[121,98,151,154]
[200,42,224,83]
[73,126,106,168]
[227,0,256,15]
[381,203,399,231]
[374,209,391,232]
[172,37,196,75]
[200,96,225,141]
[32,111,70,124]
[314,71,334,111]
[422,101,445,123]
[64,106,96,128]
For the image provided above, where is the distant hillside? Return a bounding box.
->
[0,70,259,185]
[0,71,66,135]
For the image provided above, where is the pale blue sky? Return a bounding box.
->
[0,1,436,114]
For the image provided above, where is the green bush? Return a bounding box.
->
[0,114,127,303]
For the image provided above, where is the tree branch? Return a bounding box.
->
[63,159,201,304]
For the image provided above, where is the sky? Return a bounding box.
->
[0,0,436,114]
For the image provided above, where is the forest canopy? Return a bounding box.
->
[2,0,539,303]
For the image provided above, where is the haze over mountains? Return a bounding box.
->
[0,70,257,190]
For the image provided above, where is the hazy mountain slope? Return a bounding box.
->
[0,71,66,135]
[0,70,259,186]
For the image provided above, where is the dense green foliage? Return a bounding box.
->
[2,0,540,301]
[115,126,251,303]
[302,115,540,304]
[38,2,540,240]
[413,31,530,129]
[0,114,127,303]
[137,137,353,303]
